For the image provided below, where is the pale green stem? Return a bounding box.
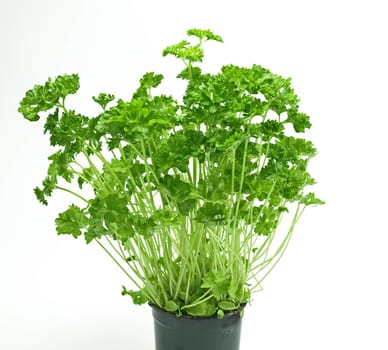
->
[54,186,89,204]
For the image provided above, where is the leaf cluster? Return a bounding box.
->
[19,28,323,317]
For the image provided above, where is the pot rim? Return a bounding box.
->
[149,303,246,320]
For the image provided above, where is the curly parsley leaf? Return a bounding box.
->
[55,204,88,238]
[18,74,80,121]
[299,192,325,206]
[286,110,312,132]
[121,286,147,305]
[187,28,223,43]
[201,271,231,301]
[92,93,115,110]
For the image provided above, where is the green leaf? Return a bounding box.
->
[201,271,231,300]
[139,72,163,89]
[187,28,224,43]
[55,204,88,238]
[163,40,204,63]
[259,120,285,140]
[33,174,57,205]
[299,192,325,206]
[164,300,179,312]
[48,150,75,182]
[54,74,80,95]
[286,110,312,132]
[121,286,147,305]
[218,300,238,311]
[177,66,202,80]
[77,167,94,189]
[217,309,225,319]
[92,93,115,110]
[162,40,190,58]
[162,28,222,66]
[196,203,226,224]
[33,186,48,206]
[18,74,80,121]
[133,72,164,99]
[185,299,217,317]
[227,280,248,301]
[159,175,198,215]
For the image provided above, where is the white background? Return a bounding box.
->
[1,0,387,349]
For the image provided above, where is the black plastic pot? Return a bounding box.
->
[151,305,244,350]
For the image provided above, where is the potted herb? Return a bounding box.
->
[18,29,323,350]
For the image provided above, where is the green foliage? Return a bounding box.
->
[121,286,147,305]
[201,271,232,300]
[164,300,179,312]
[55,204,87,238]
[218,301,238,311]
[185,300,217,317]
[19,74,79,121]
[19,28,323,318]
[187,28,224,43]
[93,93,115,110]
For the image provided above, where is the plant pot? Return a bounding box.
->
[151,304,244,350]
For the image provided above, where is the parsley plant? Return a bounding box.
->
[19,29,323,317]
